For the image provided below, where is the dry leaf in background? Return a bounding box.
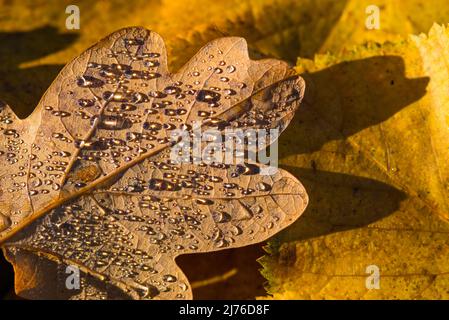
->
[261,23,449,299]
[0,27,307,299]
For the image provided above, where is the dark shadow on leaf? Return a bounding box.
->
[179,55,427,299]
[178,168,406,299]
[275,166,407,243]
[280,56,429,156]
[0,26,79,118]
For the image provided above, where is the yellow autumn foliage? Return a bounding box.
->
[261,24,449,299]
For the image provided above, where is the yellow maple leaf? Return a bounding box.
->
[261,23,449,299]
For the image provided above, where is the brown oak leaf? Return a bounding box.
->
[0,27,307,299]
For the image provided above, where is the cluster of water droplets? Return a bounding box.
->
[23,151,291,299]
[1,32,306,299]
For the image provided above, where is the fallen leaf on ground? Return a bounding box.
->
[0,27,307,299]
